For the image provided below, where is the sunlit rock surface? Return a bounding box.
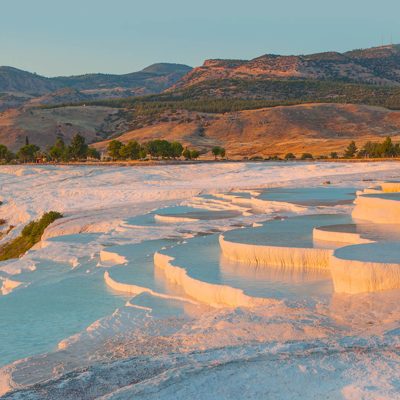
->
[220,214,352,271]
[380,181,400,193]
[352,193,400,223]
[1,163,400,399]
[156,234,333,305]
[331,242,400,294]
[313,222,400,245]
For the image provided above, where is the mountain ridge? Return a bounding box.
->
[0,63,192,95]
[173,44,400,90]
[2,44,400,156]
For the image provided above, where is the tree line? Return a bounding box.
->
[106,139,220,161]
[0,134,100,163]
[0,135,224,163]
[343,137,400,158]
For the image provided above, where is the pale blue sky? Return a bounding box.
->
[1,0,399,76]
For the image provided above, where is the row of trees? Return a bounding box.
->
[0,135,100,163]
[107,139,211,161]
[0,135,225,164]
[344,137,400,158]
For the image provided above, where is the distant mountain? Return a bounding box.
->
[0,63,192,96]
[2,44,400,156]
[52,63,192,91]
[0,67,58,95]
[173,45,400,90]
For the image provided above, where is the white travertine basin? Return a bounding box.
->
[352,193,400,223]
[154,210,242,223]
[331,241,400,294]
[154,234,332,306]
[220,214,352,271]
[380,181,400,193]
[313,223,400,245]
[103,239,190,301]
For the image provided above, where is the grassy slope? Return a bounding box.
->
[0,212,62,261]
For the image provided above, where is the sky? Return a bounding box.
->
[0,0,399,76]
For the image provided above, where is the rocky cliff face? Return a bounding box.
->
[173,45,400,89]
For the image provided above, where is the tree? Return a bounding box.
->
[344,141,357,158]
[212,146,225,160]
[212,146,221,159]
[0,144,7,160]
[0,144,14,162]
[146,140,173,158]
[107,140,123,160]
[284,153,296,160]
[69,134,88,160]
[182,148,191,160]
[190,149,200,160]
[119,141,141,160]
[360,141,378,158]
[25,136,29,146]
[381,136,395,157]
[301,153,313,160]
[157,140,173,158]
[170,142,183,158]
[17,144,40,162]
[87,147,100,160]
[395,144,400,157]
[330,152,338,159]
[48,138,66,162]
[138,147,147,159]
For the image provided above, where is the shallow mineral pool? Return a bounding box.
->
[160,234,333,303]
[258,187,356,206]
[315,223,400,242]
[223,214,352,248]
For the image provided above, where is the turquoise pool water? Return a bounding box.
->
[0,262,128,366]
[223,214,352,247]
[258,187,356,206]
[162,234,333,303]
[126,204,241,226]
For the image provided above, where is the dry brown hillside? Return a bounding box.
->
[93,103,400,158]
[0,106,130,151]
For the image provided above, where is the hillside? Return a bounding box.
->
[0,106,130,151]
[173,45,400,89]
[0,63,192,108]
[92,103,400,158]
[2,44,400,155]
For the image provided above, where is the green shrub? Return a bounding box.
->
[284,153,296,160]
[0,211,63,261]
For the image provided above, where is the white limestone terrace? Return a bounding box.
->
[357,180,400,195]
[154,234,333,307]
[154,209,243,223]
[2,163,400,399]
[331,241,400,294]
[123,203,247,226]
[101,239,195,302]
[352,192,400,223]
[380,180,400,193]
[220,214,352,271]
[313,222,400,245]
